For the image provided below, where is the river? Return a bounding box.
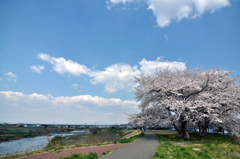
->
[0,129,87,156]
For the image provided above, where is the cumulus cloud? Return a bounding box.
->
[30,65,45,73]
[5,72,17,78]
[89,58,186,93]
[108,0,230,27]
[37,53,90,76]
[5,72,17,82]
[72,84,79,89]
[37,53,186,93]
[89,64,141,93]
[108,0,133,4]
[0,91,138,124]
[0,91,138,109]
[0,77,2,81]
[139,57,186,74]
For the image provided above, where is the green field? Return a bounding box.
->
[152,131,240,159]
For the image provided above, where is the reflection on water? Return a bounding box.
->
[0,129,87,156]
[0,136,48,156]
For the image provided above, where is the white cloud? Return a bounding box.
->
[5,72,17,78]
[109,0,230,27]
[103,112,115,116]
[0,91,138,124]
[5,72,17,82]
[139,57,186,74]
[37,53,51,61]
[89,58,186,93]
[89,64,141,93]
[37,53,186,93]
[72,84,79,89]
[109,0,133,4]
[165,35,169,41]
[0,77,2,81]
[0,91,138,109]
[30,65,45,73]
[37,53,90,76]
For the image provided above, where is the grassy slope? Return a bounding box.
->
[152,131,240,159]
[46,128,143,150]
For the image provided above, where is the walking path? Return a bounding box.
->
[101,131,159,159]
[18,144,127,159]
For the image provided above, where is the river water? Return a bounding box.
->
[0,129,87,156]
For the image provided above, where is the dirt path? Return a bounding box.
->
[19,144,127,159]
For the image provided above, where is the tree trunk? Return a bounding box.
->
[204,127,207,135]
[173,122,183,139]
[198,121,202,136]
[198,121,205,136]
[173,122,189,139]
[182,121,190,139]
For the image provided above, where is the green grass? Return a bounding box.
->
[152,132,240,159]
[59,152,98,159]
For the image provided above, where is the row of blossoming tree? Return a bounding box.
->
[127,68,240,139]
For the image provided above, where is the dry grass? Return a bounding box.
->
[48,129,122,148]
[121,130,142,139]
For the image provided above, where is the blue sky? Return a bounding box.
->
[0,0,239,124]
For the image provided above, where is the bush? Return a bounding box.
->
[59,152,98,159]
[89,128,99,135]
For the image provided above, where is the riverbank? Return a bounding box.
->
[0,129,143,159]
[45,128,142,151]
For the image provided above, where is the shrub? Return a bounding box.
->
[59,152,98,159]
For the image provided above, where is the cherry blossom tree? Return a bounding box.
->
[129,68,240,139]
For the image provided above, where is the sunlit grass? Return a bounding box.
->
[152,132,240,159]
